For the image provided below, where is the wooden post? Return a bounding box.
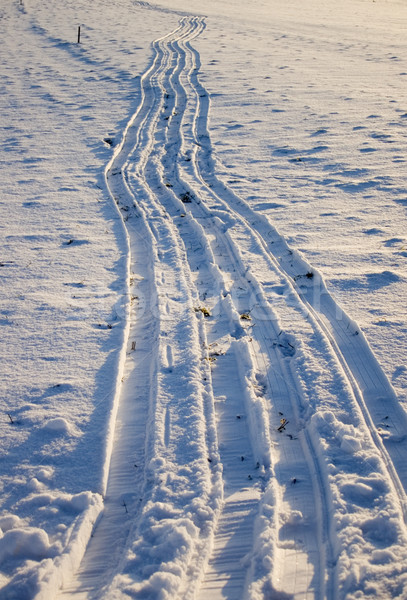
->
[77,25,81,44]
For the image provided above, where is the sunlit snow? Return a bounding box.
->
[1,0,407,598]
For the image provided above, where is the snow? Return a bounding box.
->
[1,0,407,598]
[0,528,58,563]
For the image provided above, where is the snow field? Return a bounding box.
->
[1,0,407,598]
[191,0,407,405]
[74,14,407,598]
[174,23,407,596]
[0,0,176,596]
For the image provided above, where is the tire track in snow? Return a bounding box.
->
[123,19,274,598]
[59,14,407,600]
[146,17,407,598]
[184,42,407,527]
[56,25,175,600]
[102,18,223,599]
[134,19,328,599]
[180,24,407,597]
[58,20,221,599]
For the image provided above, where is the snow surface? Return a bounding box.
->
[1,0,407,598]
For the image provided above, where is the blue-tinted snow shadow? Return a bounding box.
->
[337,270,401,293]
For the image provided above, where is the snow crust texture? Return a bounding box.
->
[1,0,407,599]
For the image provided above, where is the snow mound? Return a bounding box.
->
[0,527,57,564]
[36,467,54,483]
[312,410,363,455]
[340,435,362,454]
[28,478,46,492]
[0,515,25,533]
[41,417,75,435]
[282,510,303,526]
[21,490,97,515]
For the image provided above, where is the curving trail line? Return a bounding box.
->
[58,16,407,600]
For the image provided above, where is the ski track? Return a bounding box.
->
[58,16,407,600]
